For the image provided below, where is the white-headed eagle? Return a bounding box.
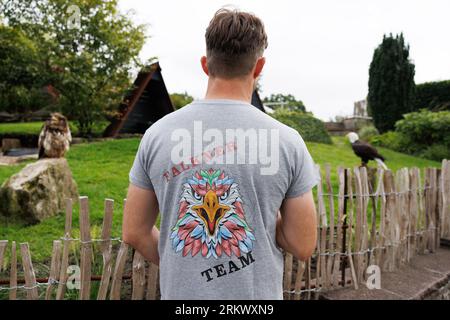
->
[38,112,72,159]
[346,132,388,170]
[170,169,255,259]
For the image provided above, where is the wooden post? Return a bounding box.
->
[383,170,396,271]
[333,167,344,286]
[424,169,436,253]
[20,243,39,300]
[441,160,450,239]
[56,199,73,300]
[368,168,380,266]
[341,169,349,287]
[0,240,7,272]
[9,241,17,300]
[110,241,129,300]
[315,165,328,289]
[283,253,293,300]
[79,196,92,300]
[430,168,438,251]
[325,165,335,287]
[346,169,358,289]
[132,251,146,300]
[305,258,311,300]
[424,168,431,252]
[377,169,386,268]
[404,168,411,264]
[418,168,426,254]
[97,199,115,300]
[294,260,306,300]
[353,167,363,283]
[409,168,419,258]
[45,240,62,300]
[315,169,322,295]
[359,167,370,281]
[395,169,409,266]
[436,169,442,249]
[146,262,159,300]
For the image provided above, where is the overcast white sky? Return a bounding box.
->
[118,0,450,120]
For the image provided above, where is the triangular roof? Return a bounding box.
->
[103,62,175,137]
[251,90,265,113]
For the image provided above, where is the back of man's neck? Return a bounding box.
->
[204,77,253,103]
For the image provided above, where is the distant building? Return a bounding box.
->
[353,99,369,117]
[325,99,373,135]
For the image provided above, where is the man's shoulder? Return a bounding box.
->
[143,102,304,145]
[258,113,304,145]
[142,104,194,136]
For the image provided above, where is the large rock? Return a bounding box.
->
[0,158,78,224]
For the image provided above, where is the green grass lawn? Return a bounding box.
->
[0,136,441,263]
[0,121,109,136]
[0,122,43,135]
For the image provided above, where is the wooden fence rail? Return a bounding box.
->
[0,160,449,300]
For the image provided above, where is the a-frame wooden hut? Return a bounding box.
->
[103,62,175,137]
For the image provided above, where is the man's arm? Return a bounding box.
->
[276,190,317,261]
[122,183,160,265]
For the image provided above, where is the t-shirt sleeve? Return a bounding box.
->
[285,133,320,198]
[129,133,154,190]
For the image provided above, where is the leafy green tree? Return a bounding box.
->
[1,0,146,136]
[271,109,332,144]
[0,25,50,113]
[263,93,306,112]
[170,92,194,110]
[368,33,416,133]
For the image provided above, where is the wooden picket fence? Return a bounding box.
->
[0,160,449,300]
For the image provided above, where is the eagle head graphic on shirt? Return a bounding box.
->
[170,169,255,259]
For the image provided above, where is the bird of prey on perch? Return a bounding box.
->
[346,132,388,170]
[38,112,72,159]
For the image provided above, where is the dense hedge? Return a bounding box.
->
[414,80,450,111]
[271,109,332,144]
[370,109,450,161]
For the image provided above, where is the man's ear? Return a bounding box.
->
[253,57,266,79]
[201,56,209,76]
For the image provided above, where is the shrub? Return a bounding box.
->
[395,109,450,150]
[271,109,332,144]
[369,131,407,152]
[371,110,450,161]
[358,126,379,142]
[420,144,450,162]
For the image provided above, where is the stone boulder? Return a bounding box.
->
[0,158,78,224]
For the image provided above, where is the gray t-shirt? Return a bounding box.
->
[129,99,319,300]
